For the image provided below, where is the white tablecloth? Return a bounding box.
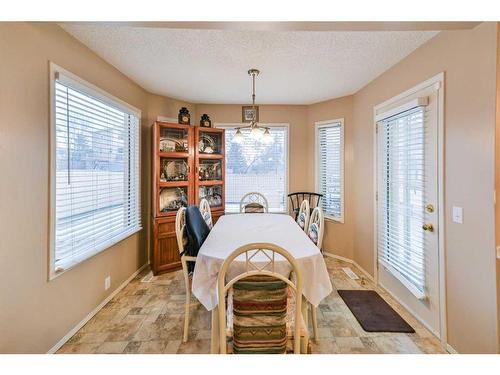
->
[192,213,333,310]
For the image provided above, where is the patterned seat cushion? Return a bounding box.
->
[308,223,319,245]
[297,212,307,229]
[232,275,287,354]
[202,211,213,229]
[244,203,265,213]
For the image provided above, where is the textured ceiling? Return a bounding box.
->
[61,24,439,104]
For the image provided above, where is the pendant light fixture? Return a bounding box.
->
[233,69,272,144]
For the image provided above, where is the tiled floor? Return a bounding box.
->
[57,256,446,354]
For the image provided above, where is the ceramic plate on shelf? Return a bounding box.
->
[199,135,216,153]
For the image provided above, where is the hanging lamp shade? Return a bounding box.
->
[233,69,272,144]
[233,128,244,143]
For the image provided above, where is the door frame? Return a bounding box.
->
[372,72,447,347]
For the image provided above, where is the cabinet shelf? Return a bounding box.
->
[198,180,223,186]
[158,151,190,158]
[159,181,189,187]
[197,153,223,159]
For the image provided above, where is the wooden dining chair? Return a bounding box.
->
[296,199,310,231]
[239,192,269,213]
[306,206,325,340]
[175,207,197,342]
[199,198,213,229]
[217,243,306,354]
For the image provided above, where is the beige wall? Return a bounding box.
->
[496,23,500,351]
[307,96,354,260]
[350,22,498,353]
[0,23,192,353]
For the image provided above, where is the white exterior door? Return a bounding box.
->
[375,79,443,337]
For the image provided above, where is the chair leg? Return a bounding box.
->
[183,288,190,342]
[311,304,318,341]
[181,257,190,343]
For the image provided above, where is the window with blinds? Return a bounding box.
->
[222,126,288,213]
[51,67,141,276]
[316,120,344,221]
[376,106,426,298]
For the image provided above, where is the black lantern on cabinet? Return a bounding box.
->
[178,107,191,125]
[200,114,212,128]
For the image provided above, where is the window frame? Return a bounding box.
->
[315,118,345,223]
[215,122,290,214]
[48,62,142,280]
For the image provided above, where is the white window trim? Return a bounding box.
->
[314,118,345,223]
[372,72,446,346]
[48,62,142,280]
[215,122,290,214]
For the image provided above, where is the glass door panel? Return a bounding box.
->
[159,126,189,153]
[198,159,222,182]
[198,130,223,155]
[198,185,223,209]
[160,157,189,182]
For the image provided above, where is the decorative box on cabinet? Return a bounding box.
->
[151,121,225,275]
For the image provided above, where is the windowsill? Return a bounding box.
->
[325,216,344,224]
[49,226,142,281]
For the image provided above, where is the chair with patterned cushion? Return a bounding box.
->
[296,199,310,231]
[307,206,324,250]
[288,192,323,220]
[175,207,197,342]
[239,192,269,213]
[306,206,324,340]
[217,243,307,354]
[199,198,213,229]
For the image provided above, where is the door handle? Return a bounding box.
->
[422,223,434,232]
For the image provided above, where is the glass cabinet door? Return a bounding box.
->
[155,123,193,217]
[195,128,225,211]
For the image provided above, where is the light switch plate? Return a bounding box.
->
[452,206,463,224]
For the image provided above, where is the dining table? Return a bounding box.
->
[191,213,333,353]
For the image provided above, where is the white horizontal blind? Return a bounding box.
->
[317,122,343,220]
[53,75,141,273]
[377,106,426,298]
[223,127,288,213]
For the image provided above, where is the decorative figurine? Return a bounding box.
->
[200,114,212,127]
[178,107,191,125]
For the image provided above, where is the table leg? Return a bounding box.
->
[210,309,219,354]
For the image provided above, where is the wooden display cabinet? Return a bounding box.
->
[151,122,225,275]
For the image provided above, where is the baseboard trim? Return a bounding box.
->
[446,344,458,354]
[47,262,149,354]
[323,251,374,282]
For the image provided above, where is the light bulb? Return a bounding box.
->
[233,129,244,143]
[250,126,263,140]
[262,129,273,144]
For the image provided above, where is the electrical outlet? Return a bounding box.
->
[104,276,111,290]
